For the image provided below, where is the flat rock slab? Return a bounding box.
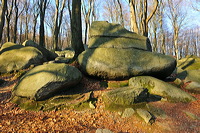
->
[13,63,82,101]
[78,48,176,79]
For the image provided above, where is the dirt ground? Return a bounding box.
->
[0,73,199,133]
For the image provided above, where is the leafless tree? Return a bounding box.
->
[129,0,158,37]
[0,0,7,43]
[5,0,14,42]
[53,0,66,51]
[39,0,49,47]
[82,0,96,44]
[71,0,84,59]
[167,0,187,60]
[13,0,25,43]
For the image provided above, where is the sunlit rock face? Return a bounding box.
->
[78,21,176,80]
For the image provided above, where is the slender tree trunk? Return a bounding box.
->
[129,0,158,37]
[0,0,7,43]
[32,19,37,42]
[129,0,139,33]
[71,0,84,59]
[53,0,66,51]
[19,16,22,43]
[6,19,10,42]
[13,0,18,43]
[39,0,48,47]
[174,29,179,60]
[117,0,124,27]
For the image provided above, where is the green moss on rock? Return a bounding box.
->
[11,92,96,111]
[129,76,196,103]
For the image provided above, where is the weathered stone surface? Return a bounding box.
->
[0,42,24,54]
[78,48,176,79]
[55,50,75,59]
[136,108,155,124]
[102,87,149,106]
[121,108,135,118]
[0,42,45,73]
[13,63,82,101]
[129,76,196,102]
[22,40,57,61]
[177,70,200,92]
[11,92,93,111]
[177,55,200,70]
[88,21,152,51]
[55,57,70,63]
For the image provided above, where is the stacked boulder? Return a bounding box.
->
[78,21,176,80]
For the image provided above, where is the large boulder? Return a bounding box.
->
[12,63,82,101]
[22,40,57,61]
[129,76,196,102]
[88,21,152,51]
[0,42,46,73]
[78,21,176,80]
[78,48,176,79]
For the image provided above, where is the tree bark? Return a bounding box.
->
[71,0,84,59]
[129,0,139,33]
[5,0,14,42]
[129,0,158,37]
[39,0,48,47]
[0,0,7,43]
[117,0,124,27]
[53,0,66,51]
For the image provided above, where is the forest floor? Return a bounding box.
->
[0,72,199,133]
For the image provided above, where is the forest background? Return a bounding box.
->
[0,0,200,60]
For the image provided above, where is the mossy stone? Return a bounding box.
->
[11,92,94,111]
[129,76,196,102]
[22,40,57,61]
[13,63,82,101]
[177,55,200,70]
[78,48,176,80]
[0,42,24,54]
[0,46,45,73]
[88,21,151,51]
[102,87,149,107]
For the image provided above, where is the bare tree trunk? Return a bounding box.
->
[25,1,29,40]
[117,0,124,27]
[0,0,7,43]
[174,29,179,60]
[53,0,66,51]
[82,0,95,44]
[129,0,158,37]
[129,0,139,33]
[5,0,14,42]
[39,0,48,47]
[13,0,24,43]
[19,16,22,43]
[31,0,39,42]
[71,0,84,59]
